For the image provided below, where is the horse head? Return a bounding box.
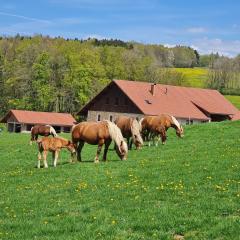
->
[176,125,184,138]
[115,140,128,160]
[66,141,76,154]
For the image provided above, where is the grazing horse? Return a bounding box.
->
[37,137,75,168]
[30,124,57,145]
[71,120,128,163]
[114,116,143,150]
[140,114,184,145]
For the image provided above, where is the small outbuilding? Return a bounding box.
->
[0,110,76,133]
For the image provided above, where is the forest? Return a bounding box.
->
[0,35,239,116]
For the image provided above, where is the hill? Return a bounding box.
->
[0,121,239,239]
[174,68,240,109]
[173,67,208,88]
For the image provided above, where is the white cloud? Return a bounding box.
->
[191,38,240,57]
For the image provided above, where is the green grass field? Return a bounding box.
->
[225,95,240,110]
[0,121,239,240]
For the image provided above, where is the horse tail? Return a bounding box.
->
[49,126,57,137]
[29,126,34,145]
[105,120,128,154]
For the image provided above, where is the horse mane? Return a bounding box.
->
[139,117,145,131]
[46,125,57,137]
[131,119,144,145]
[170,116,181,130]
[104,120,128,153]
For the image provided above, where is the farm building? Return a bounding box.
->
[78,79,239,124]
[0,110,76,133]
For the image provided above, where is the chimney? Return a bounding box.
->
[150,83,156,96]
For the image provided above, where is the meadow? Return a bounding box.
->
[0,121,239,240]
[173,67,208,88]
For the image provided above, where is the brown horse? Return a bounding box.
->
[114,116,143,150]
[140,114,184,145]
[37,137,75,168]
[30,124,57,145]
[72,120,128,163]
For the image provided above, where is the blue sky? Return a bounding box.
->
[0,0,240,56]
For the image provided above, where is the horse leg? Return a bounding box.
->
[95,140,104,163]
[103,139,112,161]
[129,137,133,150]
[43,150,48,168]
[53,150,59,167]
[37,151,42,168]
[77,141,84,162]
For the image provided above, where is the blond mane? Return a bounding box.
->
[46,125,57,137]
[104,120,128,153]
[170,116,181,130]
[131,119,144,145]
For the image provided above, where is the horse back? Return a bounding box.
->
[115,116,132,138]
[72,121,110,144]
[39,137,67,151]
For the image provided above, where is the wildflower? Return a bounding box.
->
[112,220,116,224]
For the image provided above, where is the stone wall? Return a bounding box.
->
[87,110,209,125]
[87,110,144,122]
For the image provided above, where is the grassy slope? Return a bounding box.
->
[174,67,208,88]
[0,121,239,240]
[225,95,240,110]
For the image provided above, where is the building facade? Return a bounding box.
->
[78,80,239,124]
[1,110,76,133]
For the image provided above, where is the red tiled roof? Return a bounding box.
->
[1,110,76,126]
[231,111,240,121]
[114,80,239,120]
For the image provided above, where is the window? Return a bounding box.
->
[190,120,193,125]
[106,97,109,104]
[124,98,128,105]
[109,115,113,122]
[186,120,189,125]
[115,97,119,105]
[97,114,101,121]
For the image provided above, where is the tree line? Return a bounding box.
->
[0,35,239,117]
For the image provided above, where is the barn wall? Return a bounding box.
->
[87,111,208,125]
[88,84,142,114]
[177,118,209,125]
[7,114,18,123]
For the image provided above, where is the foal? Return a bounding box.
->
[37,137,75,168]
